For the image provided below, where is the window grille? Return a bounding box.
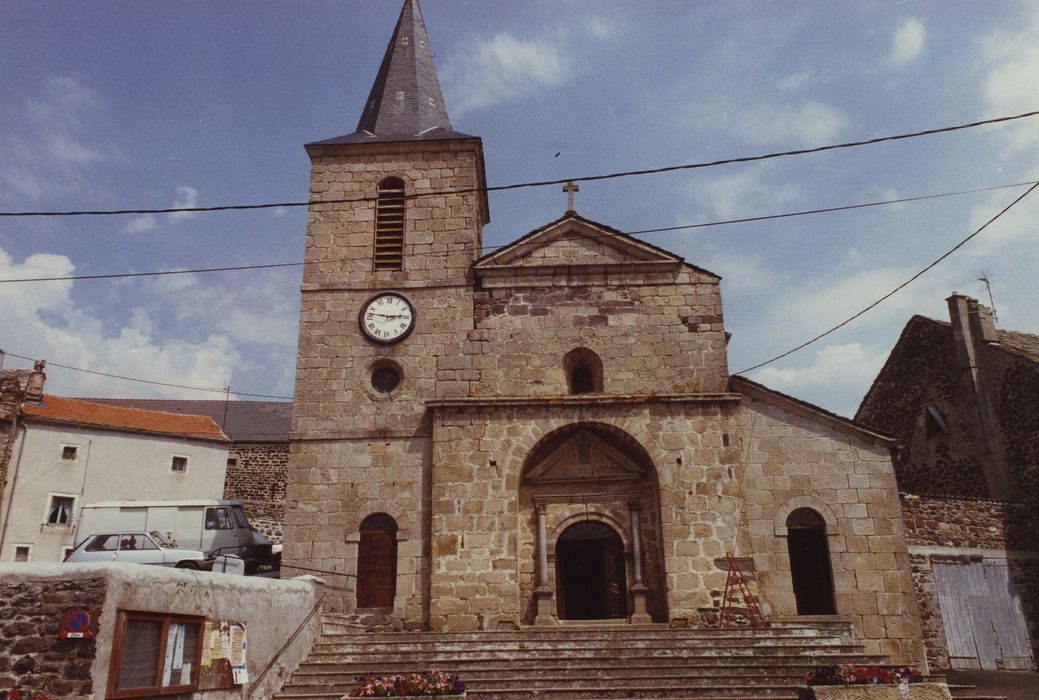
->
[374,177,405,270]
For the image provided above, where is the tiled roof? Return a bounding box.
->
[312,0,472,145]
[996,329,1039,362]
[23,396,227,442]
[78,399,291,443]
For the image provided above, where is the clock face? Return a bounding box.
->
[359,293,415,344]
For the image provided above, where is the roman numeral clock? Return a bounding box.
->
[359,292,415,344]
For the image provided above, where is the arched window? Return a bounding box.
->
[786,508,836,615]
[357,513,398,608]
[374,177,405,270]
[563,348,603,394]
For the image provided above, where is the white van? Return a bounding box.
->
[75,499,273,571]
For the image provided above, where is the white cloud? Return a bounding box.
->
[890,19,925,66]
[682,170,802,221]
[122,186,201,233]
[0,77,111,204]
[752,342,887,399]
[123,215,158,234]
[733,100,849,147]
[979,4,1039,155]
[169,186,200,220]
[443,33,571,115]
[584,17,619,40]
[0,245,238,399]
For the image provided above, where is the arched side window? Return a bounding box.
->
[785,508,836,615]
[563,348,603,395]
[374,177,405,270]
[357,513,399,608]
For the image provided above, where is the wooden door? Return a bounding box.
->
[356,530,397,608]
[933,559,1035,670]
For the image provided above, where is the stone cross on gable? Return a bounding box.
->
[563,181,579,213]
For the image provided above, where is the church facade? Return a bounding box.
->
[283,0,923,664]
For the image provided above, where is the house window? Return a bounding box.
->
[374,177,405,270]
[61,445,79,460]
[924,402,949,439]
[170,456,188,474]
[46,495,75,526]
[108,611,202,698]
[14,545,31,562]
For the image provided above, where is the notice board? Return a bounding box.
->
[198,620,248,689]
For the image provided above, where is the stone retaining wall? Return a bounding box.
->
[0,577,103,697]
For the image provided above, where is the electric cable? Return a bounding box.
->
[0,349,293,400]
[1,179,1033,284]
[1,109,1036,218]
[734,180,1039,375]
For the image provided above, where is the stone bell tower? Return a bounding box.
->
[283,0,489,620]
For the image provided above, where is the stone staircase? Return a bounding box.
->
[274,616,892,699]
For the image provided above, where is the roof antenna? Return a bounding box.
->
[978,270,999,324]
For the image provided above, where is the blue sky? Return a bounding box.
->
[1,0,1037,416]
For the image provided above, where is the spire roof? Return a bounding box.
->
[312,0,474,146]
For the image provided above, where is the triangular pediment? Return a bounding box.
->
[475,213,687,272]
[525,429,645,485]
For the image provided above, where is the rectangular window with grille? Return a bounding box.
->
[170,455,188,473]
[62,445,79,460]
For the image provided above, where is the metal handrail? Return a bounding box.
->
[246,593,325,698]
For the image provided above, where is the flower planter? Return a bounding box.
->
[798,683,952,700]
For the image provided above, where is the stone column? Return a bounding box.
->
[628,501,651,624]
[533,502,556,625]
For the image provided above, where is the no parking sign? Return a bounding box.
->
[59,609,97,639]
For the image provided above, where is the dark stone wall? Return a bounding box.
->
[902,494,1039,669]
[995,354,1039,499]
[0,578,103,697]
[856,318,989,497]
[222,443,288,542]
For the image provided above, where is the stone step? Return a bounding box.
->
[292,654,886,675]
[278,686,804,700]
[316,625,856,642]
[306,642,870,659]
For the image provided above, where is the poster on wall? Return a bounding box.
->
[198,620,248,689]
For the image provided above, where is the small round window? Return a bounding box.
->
[371,362,402,394]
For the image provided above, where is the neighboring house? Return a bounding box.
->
[857,293,1039,670]
[0,391,229,563]
[86,398,292,542]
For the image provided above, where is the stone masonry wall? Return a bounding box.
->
[738,386,922,664]
[469,264,729,396]
[287,139,486,623]
[901,494,1039,669]
[856,319,988,497]
[0,577,103,697]
[223,443,288,542]
[992,350,1039,501]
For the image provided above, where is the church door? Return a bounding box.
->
[356,514,398,609]
[786,508,836,615]
[556,521,627,620]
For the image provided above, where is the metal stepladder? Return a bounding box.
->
[719,552,769,628]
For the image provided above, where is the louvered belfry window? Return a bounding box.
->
[374,177,405,270]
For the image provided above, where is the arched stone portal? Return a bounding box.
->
[520,423,667,625]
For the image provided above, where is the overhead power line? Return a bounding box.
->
[735,180,1039,375]
[2,179,1033,284]
[0,350,293,400]
[1,109,1037,218]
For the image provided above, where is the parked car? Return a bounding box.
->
[64,530,212,569]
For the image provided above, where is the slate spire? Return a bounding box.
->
[356,0,453,139]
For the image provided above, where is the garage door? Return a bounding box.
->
[933,558,1035,670]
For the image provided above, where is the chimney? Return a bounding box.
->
[969,300,998,343]
[24,360,46,403]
